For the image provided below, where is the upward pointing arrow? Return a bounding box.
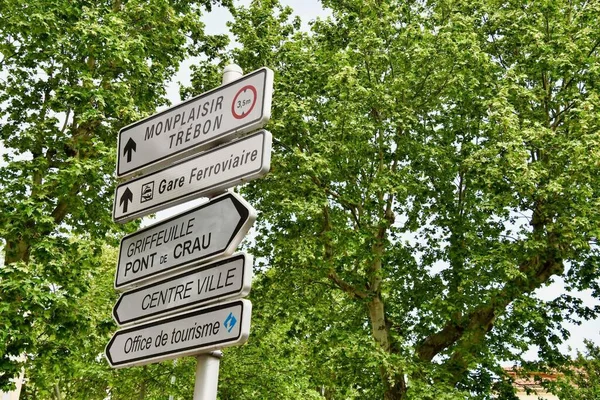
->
[119,188,133,213]
[123,138,137,163]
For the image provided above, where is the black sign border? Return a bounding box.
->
[112,130,268,222]
[106,300,246,367]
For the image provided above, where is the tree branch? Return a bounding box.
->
[328,269,368,299]
[320,203,368,300]
[50,183,83,227]
[417,197,563,367]
[416,254,564,364]
[60,108,71,134]
[310,175,362,228]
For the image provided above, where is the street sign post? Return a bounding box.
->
[112,129,271,223]
[113,253,252,325]
[106,65,266,400]
[116,67,273,178]
[105,299,251,369]
[114,192,256,290]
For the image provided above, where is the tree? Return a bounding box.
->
[187,0,600,398]
[548,340,600,400]
[17,244,117,399]
[15,245,202,400]
[0,0,231,389]
[217,269,327,400]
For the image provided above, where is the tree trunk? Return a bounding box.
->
[368,296,407,399]
[53,383,62,400]
[138,378,147,400]
[4,239,30,264]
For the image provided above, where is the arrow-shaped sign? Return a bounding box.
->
[105,299,251,369]
[119,188,133,214]
[114,192,256,290]
[113,253,252,326]
[123,138,137,163]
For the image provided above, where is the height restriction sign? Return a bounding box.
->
[116,67,273,178]
[232,86,257,119]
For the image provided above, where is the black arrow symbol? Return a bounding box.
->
[119,188,133,214]
[123,138,137,163]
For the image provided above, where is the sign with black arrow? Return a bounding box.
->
[113,253,252,326]
[116,67,273,178]
[112,129,271,223]
[114,192,256,290]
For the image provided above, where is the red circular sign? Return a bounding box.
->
[231,85,258,119]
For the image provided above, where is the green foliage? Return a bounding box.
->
[16,245,202,400]
[2,0,599,398]
[0,0,231,391]
[548,340,600,399]
[18,244,118,399]
[185,0,600,398]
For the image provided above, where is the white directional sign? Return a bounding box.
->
[113,253,252,326]
[105,299,251,368]
[113,129,271,223]
[116,67,273,178]
[115,192,256,290]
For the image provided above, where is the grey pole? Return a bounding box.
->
[222,64,243,85]
[168,359,177,400]
[221,64,243,197]
[191,64,243,400]
[192,351,223,400]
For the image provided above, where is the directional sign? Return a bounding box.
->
[105,299,251,368]
[115,192,256,290]
[116,67,273,178]
[113,253,252,326]
[113,129,271,223]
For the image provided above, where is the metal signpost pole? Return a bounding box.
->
[168,359,177,400]
[192,65,244,400]
[193,350,223,400]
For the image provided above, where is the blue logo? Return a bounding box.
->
[224,312,237,333]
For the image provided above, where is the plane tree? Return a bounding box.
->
[548,340,600,400]
[0,0,231,389]
[187,0,600,398]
